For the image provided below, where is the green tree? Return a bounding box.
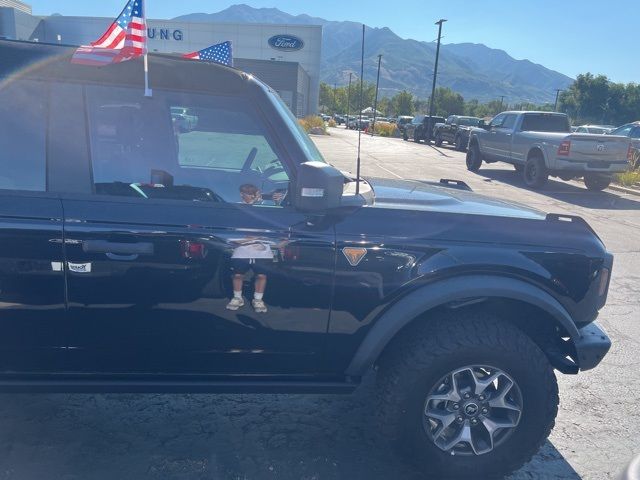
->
[433,87,464,116]
[391,90,415,116]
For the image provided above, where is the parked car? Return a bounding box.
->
[433,115,482,151]
[575,124,616,134]
[608,121,640,169]
[403,114,446,143]
[0,40,615,480]
[396,115,413,133]
[348,116,370,130]
[466,111,631,190]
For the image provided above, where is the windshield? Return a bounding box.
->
[521,114,571,132]
[458,117,481,126]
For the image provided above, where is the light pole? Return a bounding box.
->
[346,72,353,128]
[371,54,383,136]
[428,19,446,142]
[499,95,505,111]
[333,82,337,114]
[554,89,562,112]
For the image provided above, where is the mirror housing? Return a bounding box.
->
[292,161,344,213]
[478,119,490,130]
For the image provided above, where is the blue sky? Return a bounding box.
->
[26,0,636,83]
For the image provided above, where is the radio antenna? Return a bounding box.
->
[356,24,365,195]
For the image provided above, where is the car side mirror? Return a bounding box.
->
[478,120,490,130]
[292,161,344,213]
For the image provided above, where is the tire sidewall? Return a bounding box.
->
[523,156,547,188]
[466,144,481,171]
[398,346,555,476]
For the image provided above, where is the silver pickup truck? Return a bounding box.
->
[466,111,631,190]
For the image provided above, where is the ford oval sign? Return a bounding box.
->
[268,34,304,52]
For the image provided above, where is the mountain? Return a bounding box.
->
[174,5,573,104]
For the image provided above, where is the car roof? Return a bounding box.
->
[0,39,250,96]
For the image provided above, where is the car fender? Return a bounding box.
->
[527,143,551,168]
[344,274,580,377]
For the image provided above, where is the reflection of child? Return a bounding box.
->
[226,184,272,313]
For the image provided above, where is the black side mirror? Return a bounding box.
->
[478,120,490,130]
[292,162,344,213]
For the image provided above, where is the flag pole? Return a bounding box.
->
[143,0,152,97]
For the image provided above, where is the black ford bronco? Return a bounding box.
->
[0,40,612,478]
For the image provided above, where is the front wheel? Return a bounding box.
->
[584,174,611,191]
[413,129,421,143]
[466,143,482,172]
[376,312,558,479]
[434,133,443,147]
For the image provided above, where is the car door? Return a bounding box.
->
[60,84,335,375]
[0,78,67,373]
[492,113,518,161]
[482,113,507,161]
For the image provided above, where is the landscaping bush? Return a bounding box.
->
[298,116,327,134]
[615,171,640,187]
[371,121,398,137]
[328,119,337,128]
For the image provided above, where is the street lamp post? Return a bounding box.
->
[346,72,353,129]
[371,54,383,136]
[428,19,447,142]
[554,89,562,112]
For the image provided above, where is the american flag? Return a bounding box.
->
[71,0,146,66]
[183,41,233,66]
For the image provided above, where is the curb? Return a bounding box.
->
[608,183,640,197]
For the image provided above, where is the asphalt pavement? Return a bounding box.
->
[0,127,638,480]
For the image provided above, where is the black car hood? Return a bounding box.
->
[368,177,545,220]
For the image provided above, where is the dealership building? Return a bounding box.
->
[0,1,321,116]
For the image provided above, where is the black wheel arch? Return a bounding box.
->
[345,275,582,377]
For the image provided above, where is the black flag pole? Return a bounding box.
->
[356,24,365,195]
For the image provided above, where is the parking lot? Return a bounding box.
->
[0,127,638,480]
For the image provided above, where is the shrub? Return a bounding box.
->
[298,116,327,134]
[615,171,640,187]
[371,121,398,137]
[328,119,337,128]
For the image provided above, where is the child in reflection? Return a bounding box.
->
[226,184,275,313]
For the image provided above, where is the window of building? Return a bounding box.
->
[0,79,47,191]
[86,86,289,206]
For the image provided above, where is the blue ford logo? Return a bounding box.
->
[268,35,304,52]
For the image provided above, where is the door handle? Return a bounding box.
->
[82,240,154,256]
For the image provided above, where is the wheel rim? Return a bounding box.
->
[525,162,537,183]
[423,365,523,456]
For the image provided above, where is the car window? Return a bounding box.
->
[86,85,289,206]
[458,117,480,127]
[611,125,633,136]
[521,114,570,132]
[490,113,507,127]
[0,79,47,192]
[501,114,518,129]
[630,127,640,139]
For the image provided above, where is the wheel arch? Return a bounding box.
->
[345,275,581,377]
[527,145,548,166]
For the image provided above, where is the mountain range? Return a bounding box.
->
[174,5,573,104]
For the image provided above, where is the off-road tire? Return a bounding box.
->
[435,133,443,147]
[403,132,408,141]
[584,174,611,191]
[466,143,482,171]
[454,134,464,151]
[523,154,548,189]
[413,129,421,143]
[376,311,558,479]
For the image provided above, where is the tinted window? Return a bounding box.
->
[458,117,481,127]
[501,114,518,129]
[630,127,640,139]
[521,114,570,133]
[611,125,633,136]
[0,79,47,191]
[86,86,289,205]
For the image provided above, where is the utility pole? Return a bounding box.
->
[372,54,383,136]
[499,96,505,111]
[346,72,353,128]
[428,19,447,142]
[333,82,337,114]
[554,89,562,112]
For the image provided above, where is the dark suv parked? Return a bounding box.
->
[0,40,613,479]
[403,114,446,143]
